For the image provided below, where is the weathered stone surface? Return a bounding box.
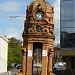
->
[18,0,54,75]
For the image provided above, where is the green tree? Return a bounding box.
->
[8,37,22,65]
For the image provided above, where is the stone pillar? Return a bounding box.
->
[48,48,54,75]
[22,48,27,75]
[41,44,48,75]
[26,44,33,75]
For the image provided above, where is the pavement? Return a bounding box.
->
[0,69,21,75]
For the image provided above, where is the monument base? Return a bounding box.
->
[26,73,32,75]
[52,73,56,75]
[15,72,23,75]
[47,72,56,75]
[15,70,23,75]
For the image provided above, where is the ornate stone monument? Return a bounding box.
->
[16,0,54,75]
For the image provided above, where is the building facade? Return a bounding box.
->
[60,0,75,48]
[60,0,75,69]
[0,34,8,73]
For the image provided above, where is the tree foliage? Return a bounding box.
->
[8,37,22,65]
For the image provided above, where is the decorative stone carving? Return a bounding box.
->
[15,70,23,75]
[49,28,54,36]
[48,71,53,75]
[42,27,49,34]
[48,47,54,55]
[28,26,36,34]
[22,48,27,53]
[22,48,27,56]
[42,27,54,36]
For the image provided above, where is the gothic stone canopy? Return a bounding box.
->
[23,0,54,39]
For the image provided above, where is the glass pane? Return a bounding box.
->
[61,0,74,20]
[61,21,74,28]
[60,0,75,49]
[61,28,75,48]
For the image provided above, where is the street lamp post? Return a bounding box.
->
[9,16,26,18]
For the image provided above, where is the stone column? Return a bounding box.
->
[22,48,27,75]
[26,44,33,75]
[41,44,48,75]
[48,48,54,75]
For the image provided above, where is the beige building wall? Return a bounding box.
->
[0,34,8,73]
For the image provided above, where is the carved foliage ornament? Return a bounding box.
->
[28,26,36,34]
[28,25,54,36]
[33,3,45,20]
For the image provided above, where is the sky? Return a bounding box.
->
[0,0,60,46]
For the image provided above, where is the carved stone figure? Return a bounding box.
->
[28,26,36,34]
[48,47,54,54]
[42,27,54,36]
[42,27,49,34]
[49,28,54,35]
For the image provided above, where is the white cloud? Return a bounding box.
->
[0,1,24,12]
[6,28,22,40]
[53,0,60,45]
[7,33,22,40]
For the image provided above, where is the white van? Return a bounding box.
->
[53,62,66,70]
